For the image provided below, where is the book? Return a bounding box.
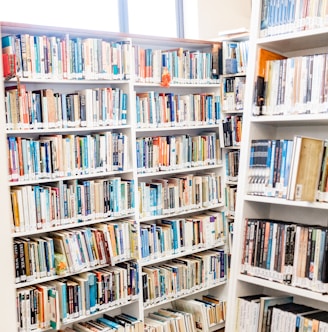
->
[257,295,293,332]
[236,294,266,331]
[254,48,287,114]
[270,302,319,331]
[287,136,324,202]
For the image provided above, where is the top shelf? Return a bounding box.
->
[0,21,220,50]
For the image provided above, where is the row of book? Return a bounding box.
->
[136,91,221,128]
[133,45,219,84]
[221,76,246,111]
[60,312,143,332]
[138,173,223,218]
[136,133,221,173]
[221,40,249,75]
[139,211,226,260]
[260,0,328,37]
[2,33,222,84]
[5,85,128,130]
[8,132,128,182]
[222,115,242,148]
[241,218,328,293]
[247,136,328,202]
[142,250,227,306]
[174,297,226,332]
[225,150,240,181]
[2,34,131,80]
[236,294,328,332]
[16,265,139,331]
[225,185,237,218]
[11,178,135,233]
[255,52,328,116]
[144,307,196,332]
[14,220,138,283]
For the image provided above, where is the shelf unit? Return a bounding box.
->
[226,0,328,331]
[220,72,245,257]
[0,21,228,331]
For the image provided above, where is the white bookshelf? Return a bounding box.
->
[226,0,328,330]
[0,21,228,331]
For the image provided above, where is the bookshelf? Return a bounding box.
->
[220,37,248,265]
[0,21,228,331]
[221,72,244,263]
[226,0,328,331]
[132,39,228,332]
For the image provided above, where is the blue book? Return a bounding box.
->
[111,42,119,76]
[55,279,68,323]
[161,219,181,253]
[121,92,127,125]
[155,226,165,254]
[33,36,41,76]
[33,91,42,127]
[151,223,158,256]
[206,94,213,124]
[140,227,147,258]
[74,37,83,78]
[80,272,97,314]
[97,317,123,330]
[267,139,277,196]
[109,177,121,214]
[81,228,95,265]
[277,139,288,197]
[60,93,68,128]
[266,222,274,270]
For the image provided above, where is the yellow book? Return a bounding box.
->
[287,136,324,202]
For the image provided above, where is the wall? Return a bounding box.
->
[184,0,252,40]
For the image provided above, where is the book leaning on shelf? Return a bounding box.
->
[253,47,286,116]
[253,50,328,117]
[247,135,325,202]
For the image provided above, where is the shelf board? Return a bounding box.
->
[137,163,223,178]
[11,211,135,238]
[244,194,328,210]
[135,123,220,133]
[238,274,328,303]
[7,125,132,135]
[4,77,130,85]
[143,280,227,310]
[140,240,226,267]
[251,113,328,126]
[257,27,328,53]
[139,202,225,222]
[9,168,134,186]
[134,82,220,87]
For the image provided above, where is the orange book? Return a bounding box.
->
[262,221,271,268]
[11,190,20,232]
[42,89,57,128]
[16,137,24,178]
[107,223,118,259]
[255,48,287,109]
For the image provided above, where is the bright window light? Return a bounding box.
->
[128,0,177,37]
[0,0,119,32]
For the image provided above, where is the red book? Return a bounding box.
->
[2,53,16,78]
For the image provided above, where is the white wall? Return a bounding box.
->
[184,0,252,40]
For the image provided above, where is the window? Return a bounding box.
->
[127,0,178,37]
[0,0,120,32]
[1,0,188,38]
